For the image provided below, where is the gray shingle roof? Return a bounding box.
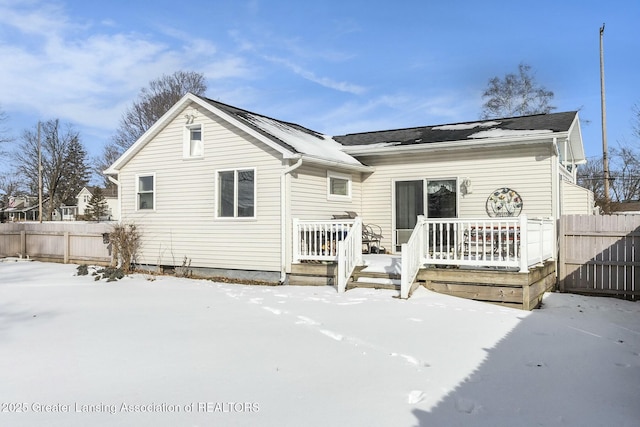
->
[197,95,320,154]
[334,111,578,147]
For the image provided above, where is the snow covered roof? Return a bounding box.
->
[197,96,363,166]
[335,111,579,147]
[106,93,586,175]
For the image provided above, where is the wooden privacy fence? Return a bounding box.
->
[0,222,113,265]
[559,215,640,300]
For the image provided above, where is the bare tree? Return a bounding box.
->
[93,142,122,187]
[578,142,640,212]
[0,105,13,160]
[13,120,90,220]
[609,144,640,202]
[95,71,207,185]
[0,105,11,143]
[577,157,606,207]
[111,70,207,153]
[633,103,640,139]
[481,63,555,119]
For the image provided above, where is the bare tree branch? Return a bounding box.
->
[13,120,90,220]
[481,63,555,119]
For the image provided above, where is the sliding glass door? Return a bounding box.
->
[394,180,424,251]
[394,179,458,252]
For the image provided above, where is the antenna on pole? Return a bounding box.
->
[599,23,611,213]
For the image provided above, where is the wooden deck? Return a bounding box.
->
[417,261,556,310]
[289,257,556,310]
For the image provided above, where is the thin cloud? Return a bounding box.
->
[263,55,366,95]
[0,1,252,131]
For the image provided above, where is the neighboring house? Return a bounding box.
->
[76,186,120,221]
[0,196,40,221]
[0,196,93,221]
[59,205,78,221]
[610,201,640,215]
[105,93,593,285]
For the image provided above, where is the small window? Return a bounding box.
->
[184,125,203,158]
[327,171,351,200]
[218,169,255,218]
[137,174,154,210]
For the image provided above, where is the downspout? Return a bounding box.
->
[552,137,560,277]
[280,157,303,284]
[552,137,559,221]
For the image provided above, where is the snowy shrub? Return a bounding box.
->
[76,265,89,276]
[110,223,141,274]
[95,267,125,282]
[174,256,192,278]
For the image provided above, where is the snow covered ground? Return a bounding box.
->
[0,261,638,426]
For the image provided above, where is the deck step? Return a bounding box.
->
[346,280,400,291]
[352,270,401,281]
[347,267,401,291]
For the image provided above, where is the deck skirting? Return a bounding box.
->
[289,260,556,310]
[417,260,556,310]
[288,263,337,286]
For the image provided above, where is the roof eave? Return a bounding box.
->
[105,93,298,174]
[343,133,564,157]
[566,113,587,164]
[300,154,375,173]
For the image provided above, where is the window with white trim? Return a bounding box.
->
[184,125,203,158]
[137,174,155,210]
[327,171,351,200]
[218,169,255,218]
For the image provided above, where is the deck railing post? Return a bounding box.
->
[400,243,410,298]
[519,214,529,273]
[417,215,425,262]
[292,218,300,263]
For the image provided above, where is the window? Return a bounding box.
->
[184,125,203,158]
[426,179,457,218]
[327,171,351,200]
[137,174,154,210]
[218,169,255,218]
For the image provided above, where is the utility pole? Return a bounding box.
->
[600,23,611,212]
[38,121,43,223]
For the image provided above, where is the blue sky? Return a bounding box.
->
[0,0,638,171]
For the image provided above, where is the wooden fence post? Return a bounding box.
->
[64,231,70,264]
[558,216,566,292]
[20,230,26,257]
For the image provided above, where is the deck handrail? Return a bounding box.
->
[337,217,363,293]
[400,216,426,298]
[293,219,357,263]
[400,215,556,297]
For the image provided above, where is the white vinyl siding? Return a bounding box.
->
[290,164,363,220]
[358,144,555,253]
[561,180,595,215]
[118,103,282,272]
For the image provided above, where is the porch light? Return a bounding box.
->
[460,178,473,195]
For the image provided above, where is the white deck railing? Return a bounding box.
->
[400,215,555,298]
[293,219,357,262]
[293,216,555,298]
[293,218,362,293]
[337,217,363,293]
